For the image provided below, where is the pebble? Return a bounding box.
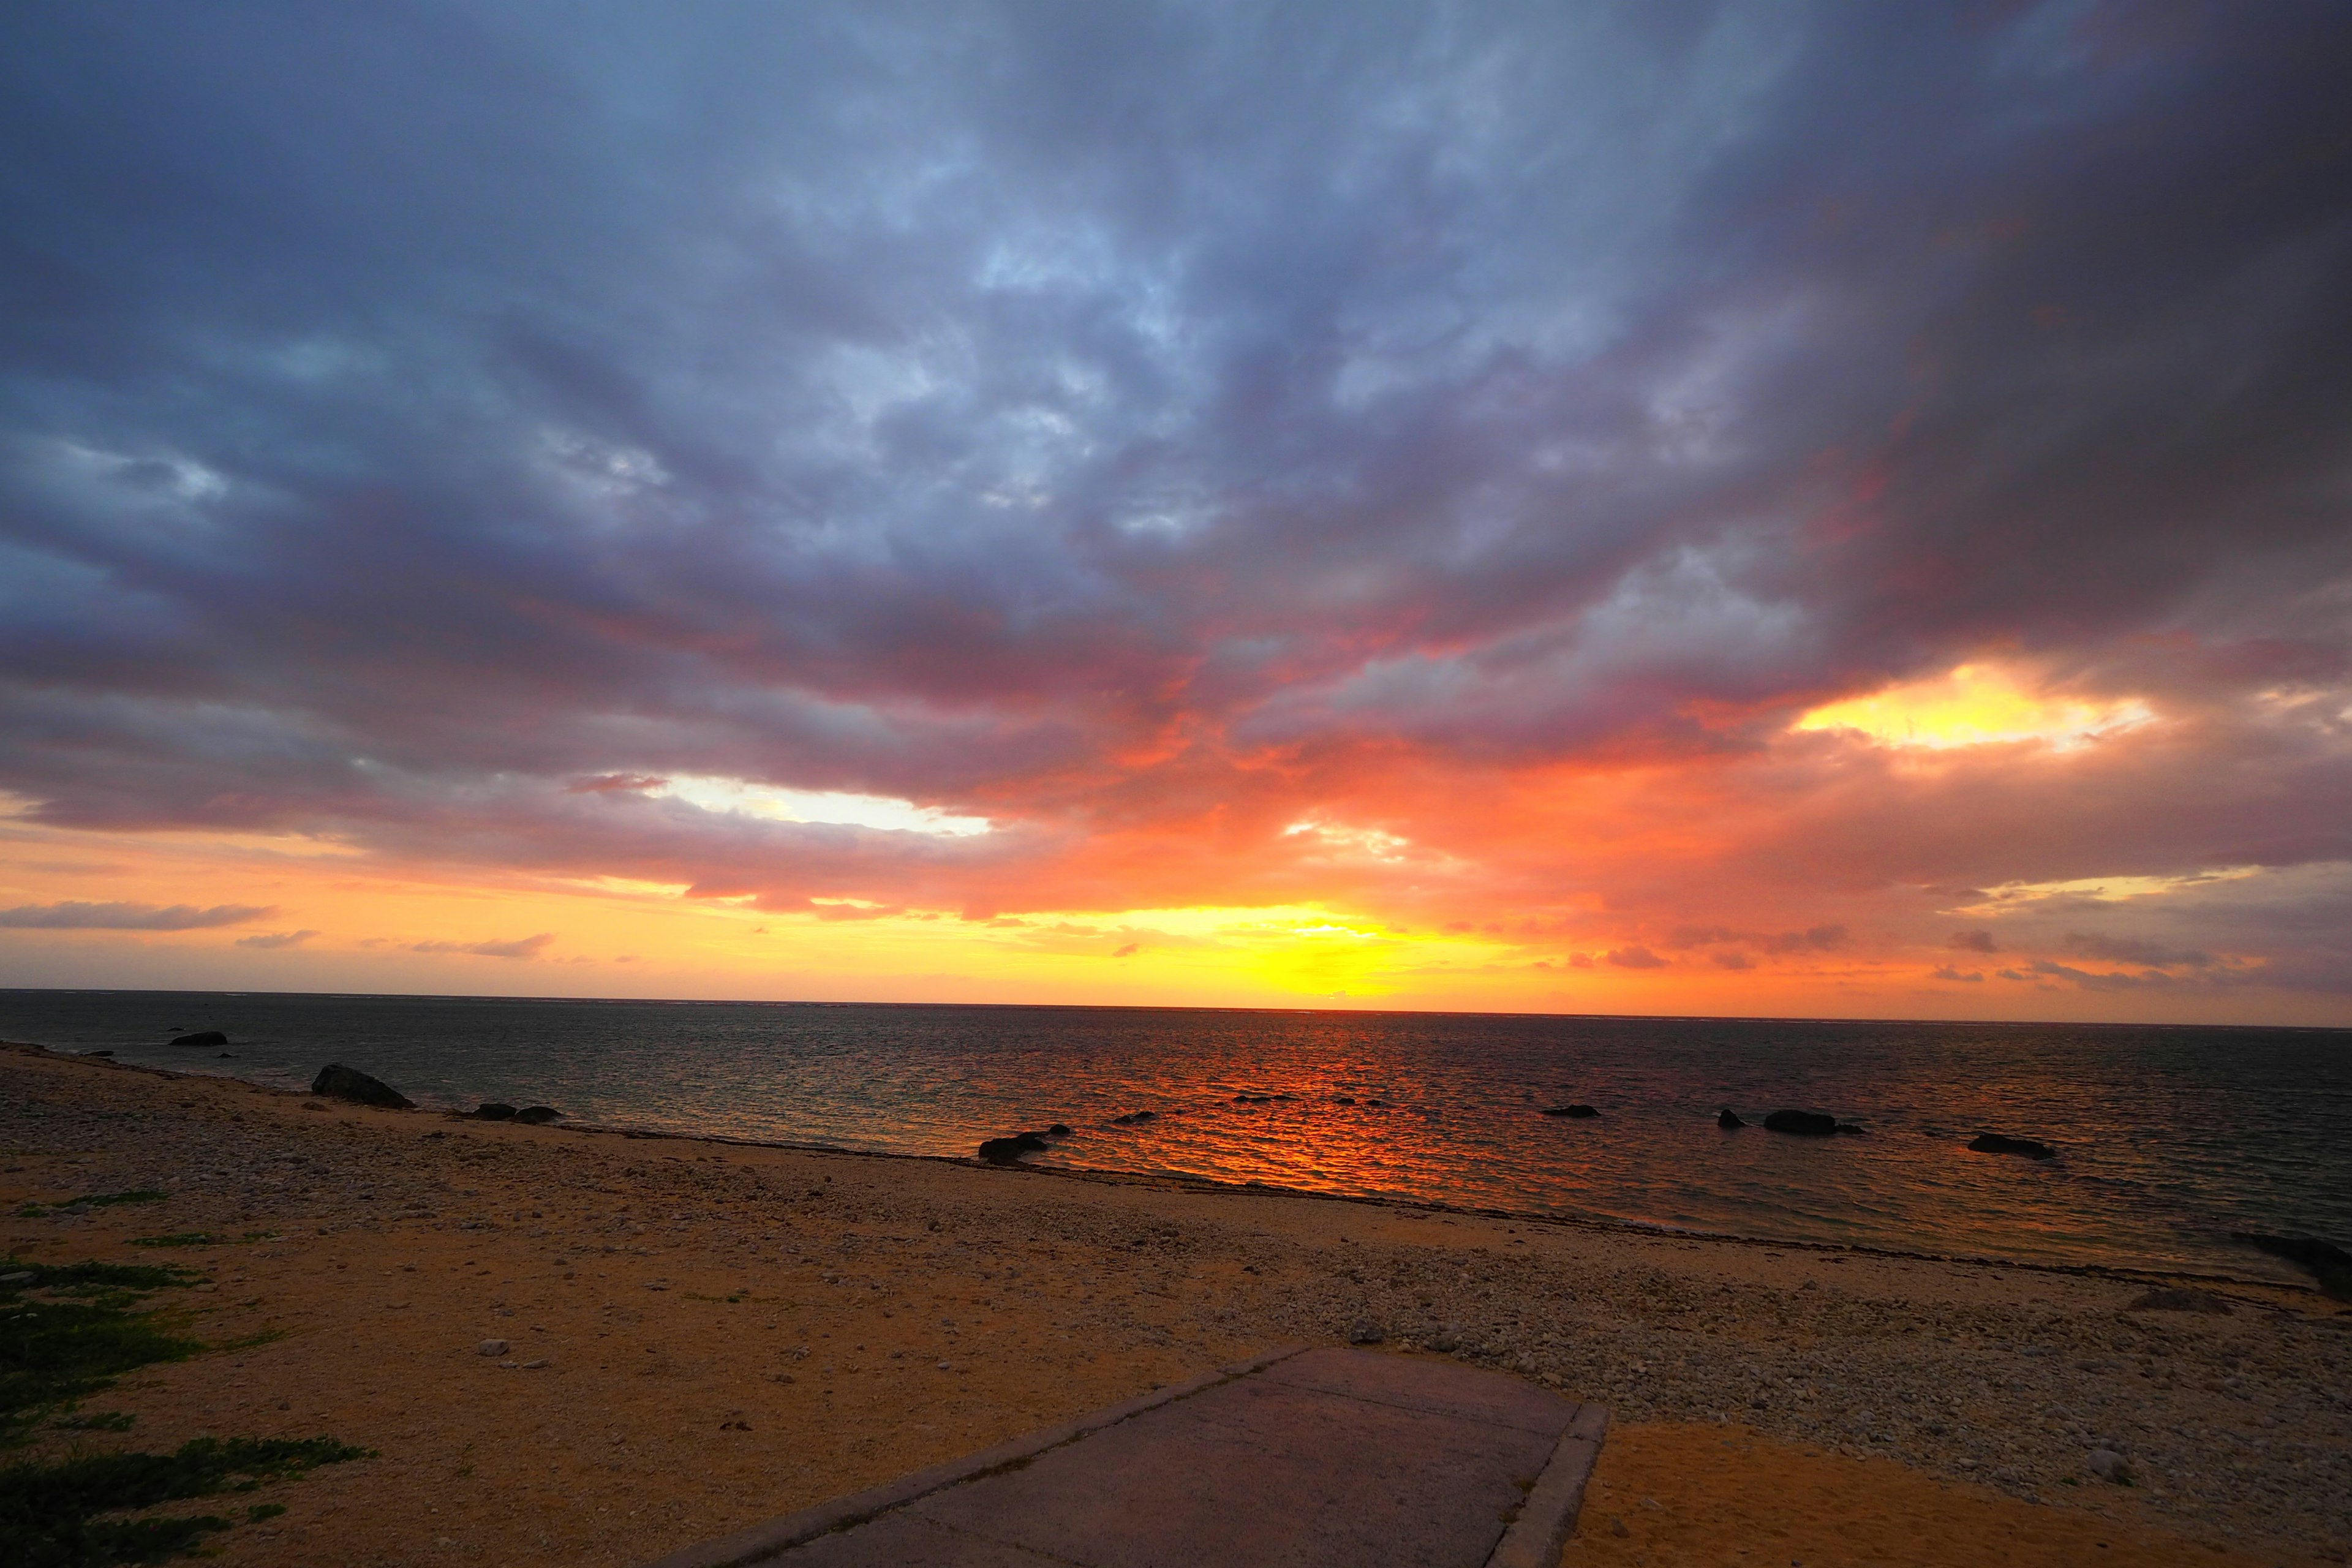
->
[477,1338,509,1357]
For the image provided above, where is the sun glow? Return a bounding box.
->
[655,776,992,836]
[1794,665,2154,750]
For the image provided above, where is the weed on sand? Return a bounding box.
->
[1,1261,369,1563]
[1,1434,369,1567]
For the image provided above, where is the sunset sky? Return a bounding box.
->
[2,3,2349,1022]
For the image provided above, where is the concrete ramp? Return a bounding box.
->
[643,1346,1608,1568]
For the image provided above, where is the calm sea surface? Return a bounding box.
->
[4,989,2346,1283]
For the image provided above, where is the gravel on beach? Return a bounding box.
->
[3,1041,2346,1567]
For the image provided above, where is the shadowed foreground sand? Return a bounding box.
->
[2,1044,2344,1567]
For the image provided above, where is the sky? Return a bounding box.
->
[2,1,2350,1023]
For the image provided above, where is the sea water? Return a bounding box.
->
[3,989,2345,1283]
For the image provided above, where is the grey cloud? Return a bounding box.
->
[411,933,554,959]
[235,929,318,949]
[0,3,2348,992]
[2060,931,2211,968]
[0,900,273,929]
[1950,930,1999,954]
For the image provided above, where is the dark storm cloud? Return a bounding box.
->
[1,2,2349,986]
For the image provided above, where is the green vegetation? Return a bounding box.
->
[0,1435,368,1567]
[16,1194,168,1220]
[1,1261,368,1562]
[123,1238,214,1251]
[1,1261,202,1441]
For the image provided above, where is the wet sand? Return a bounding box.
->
[3,1042,2345,1567]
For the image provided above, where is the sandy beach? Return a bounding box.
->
[4,1042,2345,1567]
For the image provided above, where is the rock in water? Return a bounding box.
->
[1717,1108,1746,1129]
[1763,1109,1841,1137]
[1968,1132,2056,1159]
[1542,1104,1600,1118]
[168,1030,227,1048]
[1046,1123,1072,1136]
[2233,1232,2352,1296]
[311,1063,415,1109]
[976,1137,1030,1164]
[513,1106,564,1125]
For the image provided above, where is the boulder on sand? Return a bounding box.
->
[1968,1132,2056,1159]
[473,1102,518,1121]
[1763,1109,1840,1137]
[168,1030,227,1049]
[1717,1108,1746,1129]
[310,1063,414,1109]
[513,1106,564,1125]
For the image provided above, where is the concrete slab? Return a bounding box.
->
[641,1346,1607,1568]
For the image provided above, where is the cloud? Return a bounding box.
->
[1929,966,1984,983]
[1950,930,2000,954]
[2060,931,2211,968]
[0,6,2348,1014]
[1605,946,1667,970]
[410,933,554,960]
[235,929,318,949]
[0,901,273,930]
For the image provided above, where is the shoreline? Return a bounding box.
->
[23,1038,2329,1300]
[4,1041,2346,1566]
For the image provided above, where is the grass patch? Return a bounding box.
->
[0,1434,368,1566]
[123,1238,213,1252]
[1,1262,198,1443]
[50,1414,135,1434]
[17,1194,168,1221]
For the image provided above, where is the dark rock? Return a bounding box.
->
[2234,1232,2352,1297]
[1717,1108,1746,1129]
[1347,1318,1385,1345]
[1333,1095,1357,1106]
[1046,1123,1072,1136]
[1763,1109,1840,1136]
[512,1106,564,1125]
[1014,1131,1050,1151]
[2086,1448,2132,1485]
[88,1050,114,1058]
[311,1063,414,1109]
[168,1030,227,1049]
[2125,1287,2233,1315]
[1111,1110,1159,1125]
[977,1137,1030,1164]
[474,1102,518,1121]
[1542,1104,1600,1118]
[1968,1132,2056,1159]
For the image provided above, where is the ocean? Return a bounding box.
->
[4,989,2345,1285]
